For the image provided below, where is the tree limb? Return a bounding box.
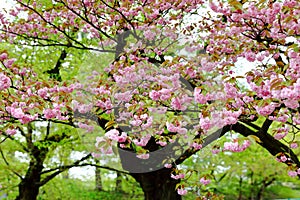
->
[0,147,24,179]
[38,153,92,186]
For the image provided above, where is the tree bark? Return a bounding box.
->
[131,168,181,200]
[15,146,47,200]
[16,169,41,200]
[118,136,182,200]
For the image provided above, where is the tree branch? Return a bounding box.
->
[175,126,229,165]
[176,119,300,176]
[231,122,300,169]
[0,147,24,179]
[38,153,92,186]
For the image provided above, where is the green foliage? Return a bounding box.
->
[265,184,300,199]
[181,134,300,199]
[36,174,143,200]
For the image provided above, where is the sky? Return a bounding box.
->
[0,0,14,10]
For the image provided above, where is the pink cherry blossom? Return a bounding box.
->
[177,188,187,196]
[223,140,250,152]
[10,107,25,119]
[0,52,8,60]
[105,129,120,141]
[212,149,220,154]
[200,177,211,186]
[274,132,288,140]
[171,97,187,111]
[43,108,57,119]
[141,116,153,129]
[194,88,207,104]
[133,135,151,146]
[6,128,17,135]
[149,90,160,100]
[288,171,298,177]
[164,163,172,168]
[37,88,49,99]
[114,91,132,102]
[0,73,11,90]
[245,51,256,62]
[191,142,202,150]
[78,103,93,114]
[157,140,167,146]
[78,122,94,132]
[199,116,212,131]
[136,153,150,159]
[291,143,298,149]
[171,173,185,180]
[255,104,277,116]
[280,155,287,162]
[117,132,127,143]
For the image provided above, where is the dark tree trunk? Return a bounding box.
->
[16,145,47,200]
[130,168,181,200]
[17,177,40,200]
[118,136,182,200]
[16,161,43,200]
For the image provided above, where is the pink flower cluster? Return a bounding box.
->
[149,88,172,101]
[0,73,11,90]
[194,88,207,104]
[130,114,153,130]
[255,103,277,116]
[200,177,211,186]
[166,122,187,134]
[288,168,300,177]
[171,173,185,180]
[136,153,150,159]
[277,155,289,162]
[133,135,151,146]
[42,103,68,121]
[43,108,60,119]
[105,129,127,143]
[199,114,214,132]
[78,122,95,133]
[177,188,187,196]
[191,142,202,150]
[6,128,17,135]
[164,163,172,168]
[223,140,251,152]
[290,143,298,149]
[0,52,8,60]
[273,126,289,140]
[221,109,242,126]
[6,106,38,124]
[95,99,113,113]
[224,82,239,98]
[171,95,191,111]
[114,91,132,102]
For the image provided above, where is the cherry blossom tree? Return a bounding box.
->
[0,0,300,199]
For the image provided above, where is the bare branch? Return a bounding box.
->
[38,153,92,186]
[0,147,24,179]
